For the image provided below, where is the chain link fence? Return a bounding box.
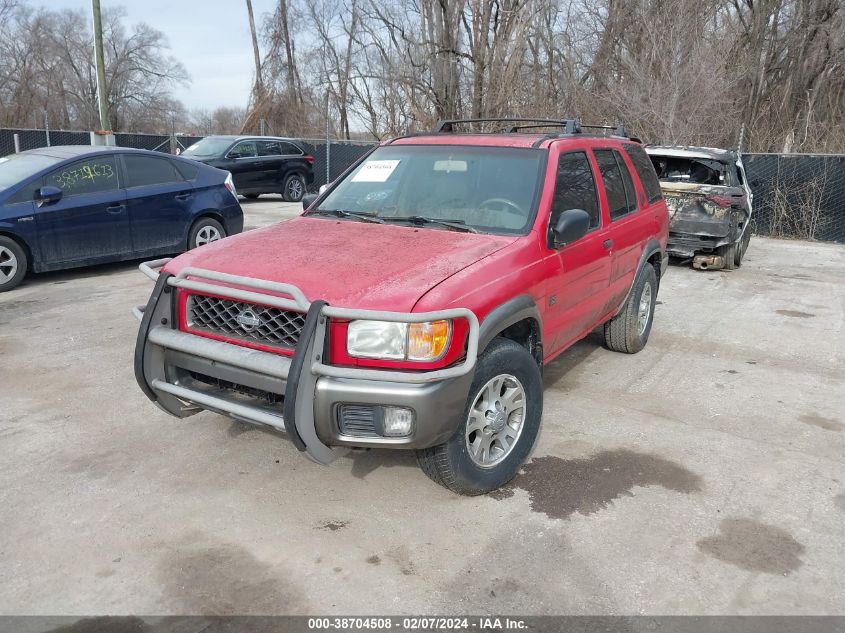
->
[3,127,843,242]
[743,153,845,244]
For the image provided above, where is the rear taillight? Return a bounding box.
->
[224,172,236,196]
[704,194,734,208]
[304,155,315,165]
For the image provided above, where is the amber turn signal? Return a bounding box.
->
[407,320,451,361]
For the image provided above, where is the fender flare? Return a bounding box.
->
[478,294,543,357]
[614,238,663,316]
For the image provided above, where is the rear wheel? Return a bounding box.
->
[188,217,226,250]
[718,241,739,270]
[415,338,543,495]
[0,236,27,292]
[604,264,657,354]
[283,174,306,202]
[734,230,751,267]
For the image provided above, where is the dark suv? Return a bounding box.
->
[134,118,669,495]
[181,135,314,202]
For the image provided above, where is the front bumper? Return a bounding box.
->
[133,259,479,464]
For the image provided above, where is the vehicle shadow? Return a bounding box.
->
[238,195,287,204]
[343,448,419,480]
[542,330,605,390]
[9,257,160,293]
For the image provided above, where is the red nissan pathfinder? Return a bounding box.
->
[134,118,669,495]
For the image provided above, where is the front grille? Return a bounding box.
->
[187,294,306,350]
[338,404,379,438]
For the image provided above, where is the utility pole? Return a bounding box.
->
[92,0,111,132]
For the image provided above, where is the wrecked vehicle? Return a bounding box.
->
[645,146,752,270]
[133,117,669,496]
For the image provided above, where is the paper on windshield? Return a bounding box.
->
[351,160,400,183]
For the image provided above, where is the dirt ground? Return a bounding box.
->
[1,200,843,615]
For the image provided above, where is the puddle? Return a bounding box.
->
[697,517,804,575]
[491,449,702,520]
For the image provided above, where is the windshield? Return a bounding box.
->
[182,137,234,158]
[312,145,545,234]
[0,153,61,192]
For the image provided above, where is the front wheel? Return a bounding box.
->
[415,338,543,495]
[283,174,306,202]
[188,217,226,250]
[603,263,657,354]
[0,236,28,292]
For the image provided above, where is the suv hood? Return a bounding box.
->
[166,216,515,311]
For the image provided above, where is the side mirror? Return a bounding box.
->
[551,208,591,247]
[318,184,329,194]
[301,193,318,211]
[36,185,63,207]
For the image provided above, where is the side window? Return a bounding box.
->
[174,160,199,181]
[257,141,282,157]
[7,181,40,205]
[228,141,257,158]
[550,151,601,232]
[124,155,184,188]
[279,142,303,155]
[623,143,662,203]
[594,149,636,221]
[45,156,118,197]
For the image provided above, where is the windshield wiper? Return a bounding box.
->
[306,209,384,224]
[381,216,478,233]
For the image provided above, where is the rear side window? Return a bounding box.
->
[124,155,184,188]
[624,143,662,203]
[174,160,199,181]
[45,156,118,197]
[257,140,282,156]
[550,151,600,231]
[594,149,637,221]
[279,142,303,155]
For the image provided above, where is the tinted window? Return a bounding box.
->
[229,141,257,158]
[257,140,282,156]
[594,149,636,221]
[617,151,638,214]
[550,151,600,232]
[624,143,662,203]
[6,181,40,205]
[124,155,183,188]
[46,156,118,197]
[174,160,199,181]
[278,142,303,155]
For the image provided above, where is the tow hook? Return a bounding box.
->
[693,254,725,270]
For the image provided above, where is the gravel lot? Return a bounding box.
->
[1,198,844,615]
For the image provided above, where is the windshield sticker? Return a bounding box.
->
[352,159,400,183]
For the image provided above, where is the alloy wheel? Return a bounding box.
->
[195,225,222,247]
[465,374,526,468]
[0,246,18,284]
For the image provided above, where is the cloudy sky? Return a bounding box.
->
[44,0,280,111]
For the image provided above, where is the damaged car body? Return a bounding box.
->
[646,146,753,270]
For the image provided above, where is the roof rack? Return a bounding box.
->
[435,118,581,134]
[434,117,628,138]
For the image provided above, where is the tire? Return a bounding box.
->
[188,217,226,250]
[283,174,306,202]
[0,236,28,292]
[603,263,657,354]
[243,194,260,200]
[734,230,751,267]
[718,241,739,270]
[415,338,543,496]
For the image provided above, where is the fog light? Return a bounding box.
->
[382,406,415,437]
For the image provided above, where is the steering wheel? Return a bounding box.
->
[480,197,523,215]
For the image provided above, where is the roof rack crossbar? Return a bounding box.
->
[435,117,581,134]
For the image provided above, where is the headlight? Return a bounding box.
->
[347,319,451,361]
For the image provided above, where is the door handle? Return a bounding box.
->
[175,193,192,201]
[106,204,125,214]
[603,239,613,249]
